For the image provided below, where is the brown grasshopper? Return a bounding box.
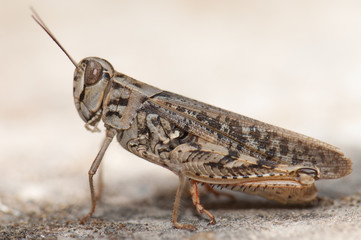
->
[32,10,352,230]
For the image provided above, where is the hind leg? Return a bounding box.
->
[236,180,318,204]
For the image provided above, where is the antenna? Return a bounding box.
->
[31,7,77,67]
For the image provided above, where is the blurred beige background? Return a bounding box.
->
[1,0,361,239]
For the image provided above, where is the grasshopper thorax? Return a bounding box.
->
[73,57,114,129]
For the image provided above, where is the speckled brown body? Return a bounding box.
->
[105,70,351,203]
[70,57,351,230]
[31,12,352,229]
[69,54,354,230]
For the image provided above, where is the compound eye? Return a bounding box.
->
[84,60,103,85]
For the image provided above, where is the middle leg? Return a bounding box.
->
[190,180,216,225]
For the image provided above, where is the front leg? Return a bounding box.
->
[80,128,117,223]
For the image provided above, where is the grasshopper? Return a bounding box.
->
[32,10,352,230]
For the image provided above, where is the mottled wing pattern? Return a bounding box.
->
[146,91,351,179]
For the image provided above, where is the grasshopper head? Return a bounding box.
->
[73,57,114,129]
[31,11,115,131]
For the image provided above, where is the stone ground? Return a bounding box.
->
[1,1,361,239]
[1,154,361,240]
